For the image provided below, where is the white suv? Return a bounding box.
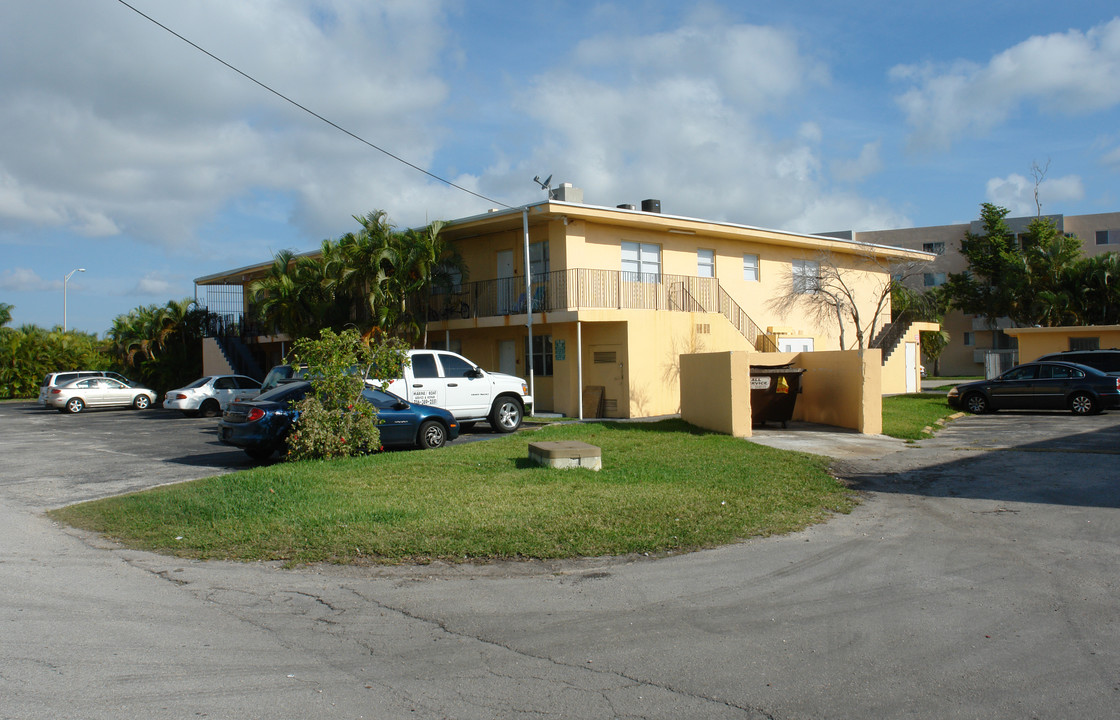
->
[164,375,261,417]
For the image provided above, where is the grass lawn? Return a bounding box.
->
[49,419,856,566]
[881,393,958,440]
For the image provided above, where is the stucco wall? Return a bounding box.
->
[1006,325,1120,362]
[679,351,751,437]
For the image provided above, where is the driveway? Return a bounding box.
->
[2,402,1118,719]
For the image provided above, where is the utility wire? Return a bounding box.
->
[116,0,513,209]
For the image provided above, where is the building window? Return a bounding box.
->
[923,242,946,255]
[530,241,550,279]
[923,272,947,287]
[792,259,819,294]
[525,334,553,376]
[1070,337,1100,351]
[743,254,759,282]
[963,332,974,346]
[1097,230,1119,245]
[697,249,714,278]
[621,241,661,283]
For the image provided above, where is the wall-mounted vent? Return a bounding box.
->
[593,351,617,364]
[641,199,661,213]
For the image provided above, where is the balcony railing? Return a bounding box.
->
[424,268,777,352]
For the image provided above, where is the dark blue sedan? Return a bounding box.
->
[947,361,1120,415]
[218,381,459,461]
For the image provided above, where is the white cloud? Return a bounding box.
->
[893,18,1120,149]
[0,1,453,246]
[985,173,1085,216]
[830,142,883,183]
[504,19,903,232]
[129,272,178,297]
[0,267,55,292]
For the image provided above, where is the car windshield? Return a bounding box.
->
[361,387,404,408]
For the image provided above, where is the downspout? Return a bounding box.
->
[523,208,535,415]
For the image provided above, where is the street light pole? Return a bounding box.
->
[63,268,85,332]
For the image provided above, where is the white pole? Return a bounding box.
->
[577,320,583,420]
[523,208,534,415]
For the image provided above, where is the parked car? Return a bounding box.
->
[38,370,136,407]
[163,375,261,417]
[947,361,1120,415]
[218,381,459,461]
[47,377,157,414]
[1034,349,1120,374]
[259,364,309,393]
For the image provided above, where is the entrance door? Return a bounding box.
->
[496,250,514,314]
[499,340,517,376]
[587,344,625,417]
[905,342,918,393]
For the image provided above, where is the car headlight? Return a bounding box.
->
[947,388,958,398]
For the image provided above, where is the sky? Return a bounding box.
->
[1,1,1118,335]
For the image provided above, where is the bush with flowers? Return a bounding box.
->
[283,328,409,461]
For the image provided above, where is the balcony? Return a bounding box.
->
[422,268,777,352]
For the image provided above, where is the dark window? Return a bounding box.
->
[526,335,553,376]
[1069,337,1100,351]
[235,376,260,389]
[923,242,945,254]
[1040,364,1083,379]
[437,353,476,378]
[214,377,236,390]
[1097,230,1110,245]
[410,353,439,378]
[1002,366,1038,381]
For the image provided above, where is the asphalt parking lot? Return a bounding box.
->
[2,401,1119,719]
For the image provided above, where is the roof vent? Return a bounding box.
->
[617,203,636,210]
[641,199,661,213]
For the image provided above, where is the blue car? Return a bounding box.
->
[218,381,459,461]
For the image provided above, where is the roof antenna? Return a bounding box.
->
[533,174,553,196]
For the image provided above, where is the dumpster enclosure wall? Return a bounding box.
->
[680,349,882,436]
[679,351,752,437]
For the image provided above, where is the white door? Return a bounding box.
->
[778,337,814,352]
[496,250,514,314]
[499,340,517,376]
[905,342,918,393]
[437,352,490,417]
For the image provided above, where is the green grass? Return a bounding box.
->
[882,393,958,440]
[48,420,855,566]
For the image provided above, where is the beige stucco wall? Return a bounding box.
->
[1006,325,1120,362]
[679,351,752,437]
[680,349,883,435]
[202,337,236,376]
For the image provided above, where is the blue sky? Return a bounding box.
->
[2,1,1118,334]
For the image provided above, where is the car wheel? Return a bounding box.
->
[418,420,447,449]
[133,395,151,410]
[199,399,221,418]
[488,397,523,433]
[964,392,990,414]
[65,397,85,414]
[1069,392,1097,416]
[245,445,275,461]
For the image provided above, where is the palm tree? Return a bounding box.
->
[0,302,12,329]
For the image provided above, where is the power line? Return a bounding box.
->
[115,0,513,210]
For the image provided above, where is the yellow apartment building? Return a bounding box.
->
[195,186,932,419]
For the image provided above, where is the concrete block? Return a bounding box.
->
[528,441,602,471]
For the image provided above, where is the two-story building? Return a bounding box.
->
[195,185,933,420]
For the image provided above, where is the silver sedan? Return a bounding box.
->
[46,377,157,414]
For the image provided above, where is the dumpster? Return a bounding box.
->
[750,364,805,428]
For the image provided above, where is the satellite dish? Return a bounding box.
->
[533,174,553,191]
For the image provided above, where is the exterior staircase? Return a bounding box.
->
[870,312,915,364]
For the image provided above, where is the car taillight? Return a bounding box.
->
[246,408,265,422]
[175,393,188,400]
[50,388,61,394]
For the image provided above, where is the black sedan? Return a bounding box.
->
[218,381,459,461]
[947,361,1120,415]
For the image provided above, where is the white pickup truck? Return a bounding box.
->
[373,349,532,433]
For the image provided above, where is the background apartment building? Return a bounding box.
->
[848,211,1120,376]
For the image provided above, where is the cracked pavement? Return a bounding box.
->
[2,402,1118,718]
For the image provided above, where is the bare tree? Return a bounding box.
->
[1030,158,1050,218]
[768,248,928,354]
